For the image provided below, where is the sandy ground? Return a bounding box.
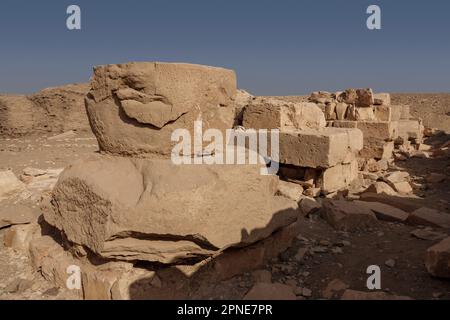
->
[0,94,449,300]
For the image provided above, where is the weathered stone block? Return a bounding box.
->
[318,160,359,193]
[243,97,326,131]
[332,120,398,141]
[397,120,424,142]
[85,62,237,157]
[373,93,391,106]
[374,105,402,121]
[43,156,298,265]
[279,128,363,168]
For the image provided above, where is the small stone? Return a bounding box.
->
[43,287,60,296]
[311,246,328,253]
[304,187,321,198]
[302,287,312,297]
[331,247,343,254]
[322,278,349,299]
[385,259,396,268]
[410,229,447,241]
[294,248,308,262]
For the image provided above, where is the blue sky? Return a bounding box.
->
[1,0,449,95]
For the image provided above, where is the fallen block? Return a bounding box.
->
[407,207,450,228]
[425,237,450,279]
[318,160,359,194]
[321,199,378,231]
[354,201,409,223]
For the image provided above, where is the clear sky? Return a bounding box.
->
[1,0,449,95]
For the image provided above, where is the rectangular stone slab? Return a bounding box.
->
[374,105,402,122]
[318,160,359,194]
[332,120,398,141]
[279,128,363,168]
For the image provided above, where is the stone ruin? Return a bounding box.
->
[309,89,425,163]
[3,62,450,300]
[0,83,91,136]
[241,97,363,197]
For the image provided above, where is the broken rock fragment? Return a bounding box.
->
[321,199,378,231]
[43,156,298,264]
[425,237,450,278]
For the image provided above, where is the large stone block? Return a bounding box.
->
[318,160,359,193]
[397,119,424,142]
[373,93,391,106]
[85,62,237,157]
[242,97,326,131]
[321,199,378,231]
[373,105,402,122]
[332,120,398,141]
[278,128,363,168]
[400,105,411,120]
[360,139,395,160]
[346,105,376,121]
[43,156,298,265]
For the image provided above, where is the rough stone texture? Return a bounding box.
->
[0,204,38,228]
[335,103,348,120]
[331,120,398,160]
[85,62,237,157]
[321,199,378,231]
[299,197,321,215]
[3,223,40,250]
[332,120,398,141]
[407,207,450,228]
[354,201,409,222]
[365,181,397,196]
[0,95,36,136]
[0,170,25,202]
[338,88,374,107]
[397,119,424,142]
[234,89,254,125]
[360,140,395,160]
[425,237,450,279]
[243,97,326,131]
[43,156,298,264]
[279,128,363,168]
[359,193,422,213]
[374,105,402,121]
[276,180,304,202]
[373,93,391,106]
[0,83,90,137]
[400,105,411,120]
[318,160,359,193]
